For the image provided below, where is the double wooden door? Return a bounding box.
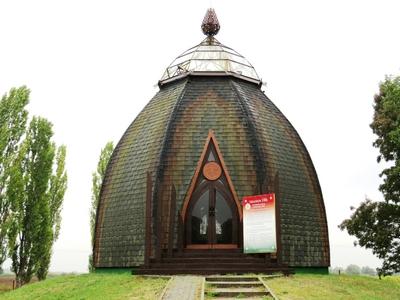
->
[186,181,238,248]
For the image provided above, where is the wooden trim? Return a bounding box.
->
[181,132,212,220]
[274,172,282,265]
[210,131,242,221]
[238,218,243,250]
[155,182,164,262]
[181,130,242,221]
[186,244,238,250]
[212,244,239,249]
[167,184,176,258]
[144,172,152,267]
[177,214,184,254]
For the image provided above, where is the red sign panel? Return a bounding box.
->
[242,193,275,209]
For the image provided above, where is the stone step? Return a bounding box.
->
[149,262,280,269]
[176,253,248,258]
[182,248,242,253]
[207,287,267,298]
[207,281,264,288]
[136,267,293,275]
[213,295,274,300]
[158,257,267,263]
[206,276,260,282]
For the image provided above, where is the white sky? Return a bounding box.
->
[1,0,399,273]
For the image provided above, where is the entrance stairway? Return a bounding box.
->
[136,249,294,275]
[204,276,277,299]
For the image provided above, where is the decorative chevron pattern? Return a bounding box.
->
[94,76,330,269]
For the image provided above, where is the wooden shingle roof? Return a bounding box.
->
[94,75,330,268]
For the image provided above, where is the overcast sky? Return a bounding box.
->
[1,0,399,273]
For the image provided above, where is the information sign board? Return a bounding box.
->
[242,193,277,253]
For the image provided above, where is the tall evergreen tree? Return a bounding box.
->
[7,117,67,286]
[89,141,114,272]
[0,87,29,269]
[340,75,400,277]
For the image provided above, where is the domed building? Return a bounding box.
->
[93,9,330,274]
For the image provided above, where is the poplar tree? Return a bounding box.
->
[89,141,114,272]
[8,117,54,286]
[36,145,67,280]
[7,117,67,286]
[0,87,29,269]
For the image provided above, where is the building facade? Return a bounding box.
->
[93,9,330,274]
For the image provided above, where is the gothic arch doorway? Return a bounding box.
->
[182,131,241,249]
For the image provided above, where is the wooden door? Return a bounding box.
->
[185,170,238,248]
[182,131,242,249]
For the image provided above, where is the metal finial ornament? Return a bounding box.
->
[201,8,220,37]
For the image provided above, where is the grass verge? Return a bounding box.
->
[0,273,168,300]
[264,274,400,300]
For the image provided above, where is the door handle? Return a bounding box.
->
[209,207,215,216]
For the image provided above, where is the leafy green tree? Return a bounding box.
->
[89,141,114,272]
[372,76,400,203]
[7,117,67,286]
[36,145,67,280]
[340,75,400,277]
[7,117,54,286]
[0,87,29,268]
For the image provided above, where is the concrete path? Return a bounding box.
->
[161,276,203,300]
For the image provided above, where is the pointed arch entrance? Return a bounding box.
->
[181,131,241,249]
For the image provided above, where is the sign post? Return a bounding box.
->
[242,193,277,254]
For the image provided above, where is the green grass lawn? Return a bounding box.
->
[264,274,400,300]
[0,283,10,294]
[0,273,168,300]
[1,273,399,300]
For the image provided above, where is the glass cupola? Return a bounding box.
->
[160,8,260,85]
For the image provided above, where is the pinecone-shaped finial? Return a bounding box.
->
[201,8,220,37]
